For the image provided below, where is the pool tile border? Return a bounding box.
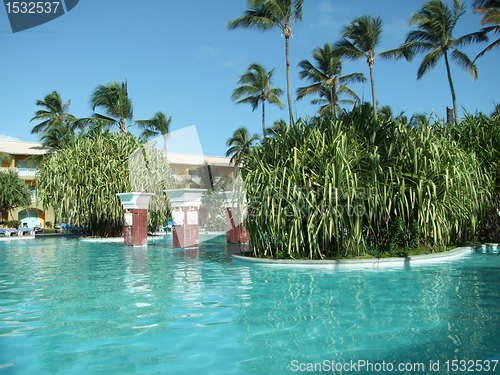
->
[231,244,499,269]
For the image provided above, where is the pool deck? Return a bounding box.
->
[0,234,36,241]
[232,244,499,269]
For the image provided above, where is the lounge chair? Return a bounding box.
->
[19,227,35,235]
[3,228,17,237]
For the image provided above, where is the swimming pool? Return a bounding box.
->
[0,237,499,374]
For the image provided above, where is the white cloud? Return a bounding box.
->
[0,134,21,141]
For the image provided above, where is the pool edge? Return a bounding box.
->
[231,243,499,269]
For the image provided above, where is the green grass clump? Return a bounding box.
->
[43,229,59,234]
[242,110,496,260]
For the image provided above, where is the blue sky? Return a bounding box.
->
[0,0,498,157]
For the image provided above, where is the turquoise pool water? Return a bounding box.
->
[0,238,499,374]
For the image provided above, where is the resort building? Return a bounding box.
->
[167,153,234,186]
[0,140,54,228]
[0,140,235,228]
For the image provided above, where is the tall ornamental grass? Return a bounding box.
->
[38,133,175,237]
[242,109,492,259]
[435,112,500,241]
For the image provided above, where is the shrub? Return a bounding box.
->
[0,170,31,214]
[242,112,492,259]
[37,133,176,237]
[1,220,22,228]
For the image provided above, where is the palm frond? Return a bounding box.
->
[91,80,133,133]
[475,35,500,59]
[234,96,261,111]
[334,38,364,60]
[378,47,405,60]
[225,127,260,165]
[451,49,479,80]
[452,30,489,47]
[30,90,77,135]
[232,63,284,114]
[417,48,443,79]
[338,72,366,85]
[296,83,323,100]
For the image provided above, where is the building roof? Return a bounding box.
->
[0,140,50,155]
[0,140,234,167]
[166,153,233,167]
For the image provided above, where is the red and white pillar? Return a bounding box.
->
[222,191,250,244]
[165,189,206,248]
[116,192,154,246]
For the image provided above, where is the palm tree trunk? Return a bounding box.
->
[444,51,458,122]
[285,35,294,125]
[369,61,377,120]
[120,118,128,134]
[262,99,266,146]
[162,134,168,157]
[329,86,335,116]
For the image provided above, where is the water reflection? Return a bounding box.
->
[231,248,500,374]
[0,239,179,373]
[172,247,202,297]
[123,246,151,296]
[1,240,499,374]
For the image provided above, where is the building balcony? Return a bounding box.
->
[1,167,38,177]
[172,174,189,182]
[17,168,38,177]
[190,176,201,183]
[172,174,201,183]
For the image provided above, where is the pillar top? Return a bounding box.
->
[164,188,206,207]
[116,192,155,209]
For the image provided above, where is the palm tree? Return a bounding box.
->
[266,119,288,138]
[136,112,172,156]
[227,0,303,125]
[474,0,500,60]
[39,121,75,151]
[226,127,260,165]
[30,91,77,134]
[334,15,403,120]
[308,87,360,117]
[90,80,133,134]
[296,43,365,116]
[0,152,12,164]
[403,0,488,121]
[492,102,500,117]
[232,63,285,142]
[377,105,409,123]
[83,119,112,138]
